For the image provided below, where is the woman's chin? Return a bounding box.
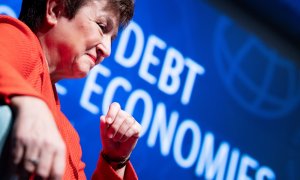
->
[72,66,91,78]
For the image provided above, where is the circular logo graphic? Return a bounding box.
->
[214,16,300,119]
[0,5,17,17]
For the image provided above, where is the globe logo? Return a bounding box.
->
[214,16,300,119]
[0,5,17,17]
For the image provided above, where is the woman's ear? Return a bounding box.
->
[45,0,62,26]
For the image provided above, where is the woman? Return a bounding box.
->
[0,0,141,179]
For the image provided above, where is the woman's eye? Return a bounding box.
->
[97,23,107,32]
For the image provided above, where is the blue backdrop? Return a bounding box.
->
[1,1,300,179]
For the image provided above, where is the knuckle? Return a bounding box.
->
[43,139,52,147]
[126,129,134,137]
[52,170,64,179]
[38,163,53,178]
[43,140,56,152]
[134,128,139,134]
[24,162,35,172]
[32,137,42,147]
[14,131,22,140]
[133,126,141,137]
[123,132,130,139]
[37,168,50,179]
[15,133,28,144]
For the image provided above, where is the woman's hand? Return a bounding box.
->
[100,102,142,164]
[10,96,66,179]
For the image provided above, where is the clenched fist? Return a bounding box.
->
[100,102,141,163]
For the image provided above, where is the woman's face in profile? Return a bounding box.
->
[46,0,119,79]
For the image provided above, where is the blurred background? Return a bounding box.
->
[1,0,299,179]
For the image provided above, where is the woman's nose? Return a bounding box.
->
[97,36,111,58]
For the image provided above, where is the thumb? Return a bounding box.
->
[100,115,107,138]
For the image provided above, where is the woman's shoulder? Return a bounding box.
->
[0,15,44,66]
[0,15,34,36]
[0,15,39,47]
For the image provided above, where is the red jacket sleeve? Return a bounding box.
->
[0,16,45,104]
[92,154,138,180]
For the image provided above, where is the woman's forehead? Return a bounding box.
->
[85,0,120,22]
[86,0,120,14]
